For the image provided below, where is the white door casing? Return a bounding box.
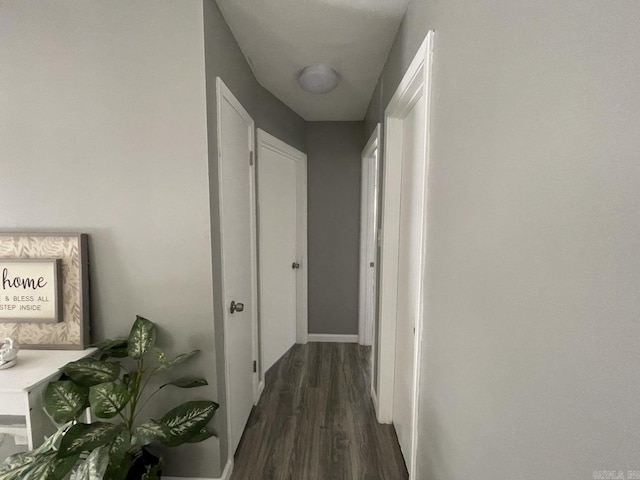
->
[216,77,259,456]
[376,31,434,479]
[256,129,308,380]
[359,124,381,348]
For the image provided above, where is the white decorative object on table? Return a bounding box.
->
[0,337,19,370]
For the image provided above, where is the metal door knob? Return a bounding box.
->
[230,301,244,314]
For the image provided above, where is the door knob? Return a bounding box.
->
[292,262,300,269]
[230,301,244,314]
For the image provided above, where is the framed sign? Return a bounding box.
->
[0,259,62,323]
[0,234,90,350]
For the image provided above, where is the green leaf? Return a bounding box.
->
[14,452,57,480]
[160,377,208,389]
[89,382,131,419]
[141,459,163,480]
[131,420,170,446]
[0,422,74,480]
[0,452,40,480]
[70,445,110,480]
[154,349,200,373]
[44,381,89,423]
[46,454,80,480]
[160,400,219,447]
[108,429,130,461]
[186,427,216,443]
[91,339,129,358]
[58,423,123,457]
[61,359,120,387]
[34,421,74,455]
[0,452,77,480]
[104,431,132,480]
[127,316,156,359]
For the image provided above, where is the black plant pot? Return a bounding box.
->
[126,447,162,480]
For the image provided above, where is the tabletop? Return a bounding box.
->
[0,348,96,393]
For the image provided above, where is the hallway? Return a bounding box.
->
[231,343,408,480]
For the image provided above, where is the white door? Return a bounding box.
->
[392,94,426,467]
[216,78,258,454]
[257,129,307,374]
[359,126,381,348]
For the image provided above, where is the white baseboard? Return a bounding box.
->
[165,458,233,480]
[220,459,233,480]
[371,385,379,417]
[307,334,358,343]
[256,379,265,405]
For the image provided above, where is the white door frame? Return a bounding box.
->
[216,77,260,460]
[376,31,434,479]
[358,124,381,348]
[256,128,308,390]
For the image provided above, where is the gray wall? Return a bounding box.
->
[367,0,640,478]
[202,0,306,469]
[306,122,364,335]
[0,0,217,476]
[0,1,306,478]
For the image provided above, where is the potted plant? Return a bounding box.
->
[0,316,218,480]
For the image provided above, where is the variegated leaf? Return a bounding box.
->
[159,377,208,389]
[104,430,132,480]
[70,445,110,480]
[140,459,163,480]
[46,454,80,480]
[152,347,166,364]
[61,359,120,387]
[0,452,39,480]
[44,381,89,423]
[89,382,131,419]
[34,421,73,455]
[108,429,130,460]
[91,338,129,359]
[160,400,219,447]
[127,316,156,359]
[58,423,123,457]
[0,422,74,479]
[154,350,200,373]
[131,420,170,446]
[21,452,58,480]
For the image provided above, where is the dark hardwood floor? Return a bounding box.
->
[231,342,408,480]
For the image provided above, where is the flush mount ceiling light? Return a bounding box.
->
[298,64,340,94]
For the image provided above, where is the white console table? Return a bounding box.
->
[0,348,95,450]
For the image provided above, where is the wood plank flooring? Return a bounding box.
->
[231,343,408,480]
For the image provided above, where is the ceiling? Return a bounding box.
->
[215,0,409,121]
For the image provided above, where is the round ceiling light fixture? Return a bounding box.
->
[298,64,340,94]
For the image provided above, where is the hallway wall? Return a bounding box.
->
[202,0,306,471]
[306,122,365,336]
[367,0,640,478]
[0,1,306,478]
[0,0,216,476]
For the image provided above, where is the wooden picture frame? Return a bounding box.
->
[0,233,90,349]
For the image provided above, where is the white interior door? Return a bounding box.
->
[366,147,380,344]
[392,94,427,467]
[257,130,307,374]
[216,78,258,455]
[359,125,381,348]
[378,32,433,479]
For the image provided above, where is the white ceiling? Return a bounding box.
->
[215,0,409,121]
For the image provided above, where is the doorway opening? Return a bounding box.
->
[376,31,434,478]
[256,128,308,387]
